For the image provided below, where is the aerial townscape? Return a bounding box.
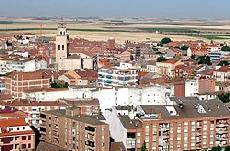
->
[1,1,230,151]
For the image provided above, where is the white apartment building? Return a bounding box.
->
[0,58,47,74]
[23,85,174,114]
[98,62,139,87]
[208,50,230,61]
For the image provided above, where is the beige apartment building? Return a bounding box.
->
[4,70,50,98]
[105,97,230,151]
[40,107,110,151]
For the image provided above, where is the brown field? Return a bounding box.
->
[0,17,230,43]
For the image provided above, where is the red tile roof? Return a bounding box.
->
[162,59,178,64]
[0,118,28,127]
[6,70,52,80]
[216,66,230,72]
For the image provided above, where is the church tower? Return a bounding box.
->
[55,23,69,63]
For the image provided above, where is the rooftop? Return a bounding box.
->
[141,97,230,120]
[45,109,107,126]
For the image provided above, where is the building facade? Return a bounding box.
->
[40,107,110,151]
[5,70,50,99]
[0,108,35,151]
[98,63,138,87]
[105,97,230,151]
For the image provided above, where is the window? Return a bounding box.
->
[28,144,31,148]
[22,136,26,140]
[22,144,26,149]
[28,136,31,140]
[58,45,60,50]
[62,45,64,50]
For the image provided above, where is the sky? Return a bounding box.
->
[0,0,229,19]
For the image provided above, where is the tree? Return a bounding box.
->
[180,45,189,51]
[225,146,230,151]
[218,93,230,103]
[218,60,230,66]
[196,55,212,65]
[191,54,196,60]
[157,56,167,62]
[221,45,230,51]
[160,37,172,45]
[51,81,69,88]
[140,142,147,151]
[211,146,221,151]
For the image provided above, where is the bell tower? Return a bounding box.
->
[55,23,69,63]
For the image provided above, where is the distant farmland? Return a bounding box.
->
[0,19,230,43]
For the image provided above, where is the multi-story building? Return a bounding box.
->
[0,99,68,129]
[0,107,35,151]
[4,70,51,98]
[156,59,184,78]
[185,78,216,97]
[185,79,199,97]
[213,66,230,82]
[0,56,47,75]
[105,97,230,151]
[40,107,110,151]
[207,50,230,61]
[0,78,6,92]
[98,63,138,87]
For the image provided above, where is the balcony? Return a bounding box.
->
[196,136,202,142]
[195,142,202,149]
[85,140,95,148]
[126,138,136,149]
[216,128,228,134]
[196,123,202,129]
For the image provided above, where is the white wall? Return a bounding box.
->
[185,79,199,97]
[93,86,173,113]
[104,108,127,147]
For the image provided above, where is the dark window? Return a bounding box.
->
[22,136,26,140]
[2,145,13,150]
[62,45,64,50]
[28,143,31,148]
[85,126,95,132]
[58,45,60,50]
[40,114,46,119]
[28,136,31,140]
[22,144,26,149]
[40,127,46,132]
